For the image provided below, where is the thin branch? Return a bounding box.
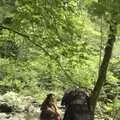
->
[0,25,52,58]
[0,25,73,82]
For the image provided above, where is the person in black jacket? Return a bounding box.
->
[61,88,91,120]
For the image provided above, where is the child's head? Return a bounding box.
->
[41,93,57,110]
[46,93,56,105]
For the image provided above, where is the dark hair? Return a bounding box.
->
[61,88,89,106]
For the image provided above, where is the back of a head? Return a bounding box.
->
[61,88,89,106]
[41,93,56,110]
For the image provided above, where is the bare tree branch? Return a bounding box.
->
[0,24,73,82]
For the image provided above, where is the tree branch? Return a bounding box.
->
[0,24,73,82]
[90,20,117,119]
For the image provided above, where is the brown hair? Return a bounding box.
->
[41,93,56,110]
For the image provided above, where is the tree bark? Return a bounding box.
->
[90,20,117,120]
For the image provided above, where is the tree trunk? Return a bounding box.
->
[90,20,117,120]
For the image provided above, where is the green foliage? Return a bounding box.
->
[0,0,120,119]
[87,0,120,24]
[0,40,19,59]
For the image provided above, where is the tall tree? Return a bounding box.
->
[89,0,120,119]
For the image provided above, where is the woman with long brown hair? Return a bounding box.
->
[40,93,61,120]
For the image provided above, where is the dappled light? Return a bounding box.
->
[0,0,120,120]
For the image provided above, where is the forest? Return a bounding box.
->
[0,0,120,120]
